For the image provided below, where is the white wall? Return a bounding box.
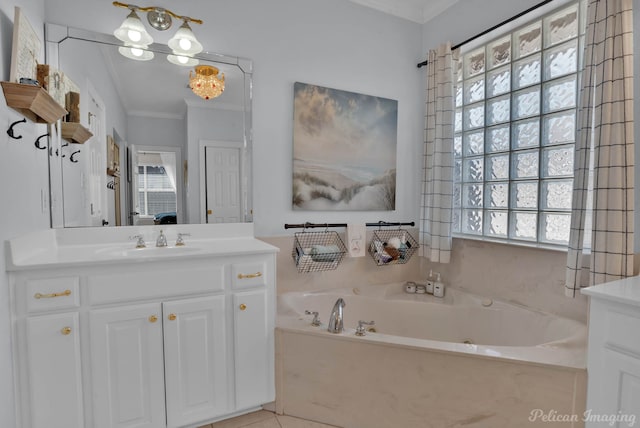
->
[0,2,46,426]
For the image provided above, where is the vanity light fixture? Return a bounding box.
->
[113,2,204,63]
[189,65,225,100]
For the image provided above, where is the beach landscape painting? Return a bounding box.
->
[292,82,398,210]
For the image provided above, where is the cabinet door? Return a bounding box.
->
[233,289,271,410]
[89,303,165,428]
[163,295,228,428]
[25,313,83,428]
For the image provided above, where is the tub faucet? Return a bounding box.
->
[327,298,346,334]
[156,229,168,247]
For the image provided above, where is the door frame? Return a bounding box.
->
[199,140,245,224]
[129,145,183,225]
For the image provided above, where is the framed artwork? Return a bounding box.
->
[9,7,41,83]
[292,82,398,210]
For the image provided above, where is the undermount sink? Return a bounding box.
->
[96,245,205,258]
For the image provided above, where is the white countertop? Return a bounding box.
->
[6,223,278,271]
[581,275,640,308]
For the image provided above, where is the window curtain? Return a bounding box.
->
[565,0,634,297]
[420,43,457,263]
[159,152,177,193]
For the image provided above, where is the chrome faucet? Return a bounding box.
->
[327,298,346,333]
[156,229,168,247]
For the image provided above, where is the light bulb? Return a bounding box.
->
[168,21,203,56]
[167,54,198,67]
[118,46,154,61]
[179,38,192,51]
[128,30,141,43]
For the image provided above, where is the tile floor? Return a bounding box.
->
[199,410,339,428]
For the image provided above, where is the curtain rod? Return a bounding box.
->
[284,221,415,230]
[417,0,554,68]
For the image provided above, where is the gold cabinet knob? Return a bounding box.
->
[239,304,247,311]
[168,313,177,321]
[61,327,72,335]
[148,315,158,323]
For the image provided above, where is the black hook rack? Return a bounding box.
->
[35,133,49,150]
[7,118,27,140]
[284,221,415,230]
[70,150,80,163]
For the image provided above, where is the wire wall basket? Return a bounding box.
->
[292,230,347,273]
[368,228,418,266]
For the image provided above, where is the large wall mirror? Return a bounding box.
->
[45,24,253,228]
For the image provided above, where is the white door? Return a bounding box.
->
[128,145,143,225]
[205,146,241,223]
[86,84,108,226]
[25,313,84,428]
[163,295,228,428]
[233,289,271,410]
[89,303,166,428]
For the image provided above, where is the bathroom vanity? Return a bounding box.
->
[582,278,640,426]
[6,224,277,428]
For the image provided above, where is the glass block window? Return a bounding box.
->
[453,2,585,246]
[137,165,177,217]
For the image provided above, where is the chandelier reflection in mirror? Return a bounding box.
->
[112,1,203,65]
[190,65,225,100]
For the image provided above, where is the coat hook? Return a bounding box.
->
[61,141,69,158]
[70,150,80,163]
[34,133,49,150]
[7,118,27,140]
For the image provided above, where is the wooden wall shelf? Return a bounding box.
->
[1,81,67,124]
[61,122,92,144]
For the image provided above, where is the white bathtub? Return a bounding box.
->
[276,283,588,427]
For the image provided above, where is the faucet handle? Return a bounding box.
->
[175,232,191,246]
[129,234,146,248]
[355,320,375,336]
[304,310,321,327]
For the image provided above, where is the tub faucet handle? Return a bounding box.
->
[175,232,191,246]
[355,320,375,336]
[304,310,321,327]
[129,234,146,248]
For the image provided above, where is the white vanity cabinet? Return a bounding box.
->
[14,276,84,428]
[7,227,277,428]
[582,278,640,426]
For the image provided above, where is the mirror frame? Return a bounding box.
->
[44,23,253,228]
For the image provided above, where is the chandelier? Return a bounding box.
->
[189,65,225,100]
[112,1,203,65]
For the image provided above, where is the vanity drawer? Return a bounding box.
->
[232,261,267,289]
[88,265,225,305]
[25,277,80,313]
